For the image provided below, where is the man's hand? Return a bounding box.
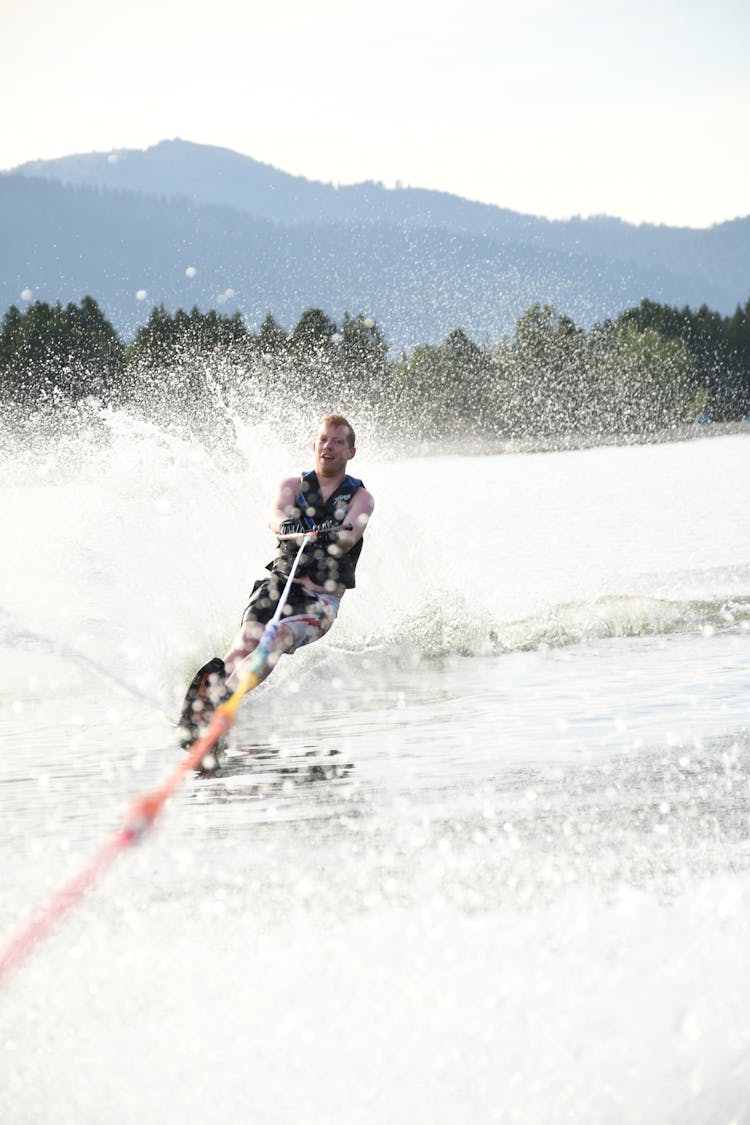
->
[278,519,308,537]
[312,519,338,544]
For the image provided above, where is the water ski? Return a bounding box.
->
[177,657,229,750]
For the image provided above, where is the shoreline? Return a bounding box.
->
[391,420,750,459]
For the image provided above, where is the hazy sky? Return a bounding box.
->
[3,0,748,227]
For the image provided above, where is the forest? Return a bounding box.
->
[1,294,749,442]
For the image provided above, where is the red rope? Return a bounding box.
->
[0,540,305,984]
[0,709,232,984]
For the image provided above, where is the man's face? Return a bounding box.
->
[314,424,354,477]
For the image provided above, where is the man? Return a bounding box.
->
[178,413,374,750]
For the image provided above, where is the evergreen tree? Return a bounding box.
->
[127,304,248,368]
[288,308,337,355]
[0,297,124,405]
[337,313,388,392]
[589,321,701,432]
[504,305,590,434]
[128,305,178,367]
[256,312,287,355]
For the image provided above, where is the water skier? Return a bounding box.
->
[178,413,374,749]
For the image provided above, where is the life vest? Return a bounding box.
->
[268,470,365,590]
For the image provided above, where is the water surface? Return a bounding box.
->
[1,419,749,1123]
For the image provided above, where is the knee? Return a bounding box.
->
[274,622,296,653]
[224,623,261,668]
[238,621,265,652]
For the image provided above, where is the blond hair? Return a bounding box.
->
[318,413,355,448]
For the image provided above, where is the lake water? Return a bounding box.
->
[1,409,749,1124]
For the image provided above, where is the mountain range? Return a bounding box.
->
[1,139,748,349]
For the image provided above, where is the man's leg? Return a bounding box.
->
[223,618,296,692]
[178,584,338,750]
[223,590,337,693]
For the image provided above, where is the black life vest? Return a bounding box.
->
[268,470,365,590]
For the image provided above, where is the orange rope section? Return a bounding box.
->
[0,684,252,984]
[0,532,320,983]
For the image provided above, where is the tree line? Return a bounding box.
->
[1,294,749,439]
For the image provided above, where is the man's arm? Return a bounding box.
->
[268,475,303,533]
[329,488,374,554]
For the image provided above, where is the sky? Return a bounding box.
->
[2,0,749,228]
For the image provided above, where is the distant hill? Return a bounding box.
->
[12,139,546,234]
[2,139,749,348]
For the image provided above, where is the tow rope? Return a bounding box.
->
[0,526,348,983]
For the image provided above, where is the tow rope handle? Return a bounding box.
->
[276,521,353,541]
